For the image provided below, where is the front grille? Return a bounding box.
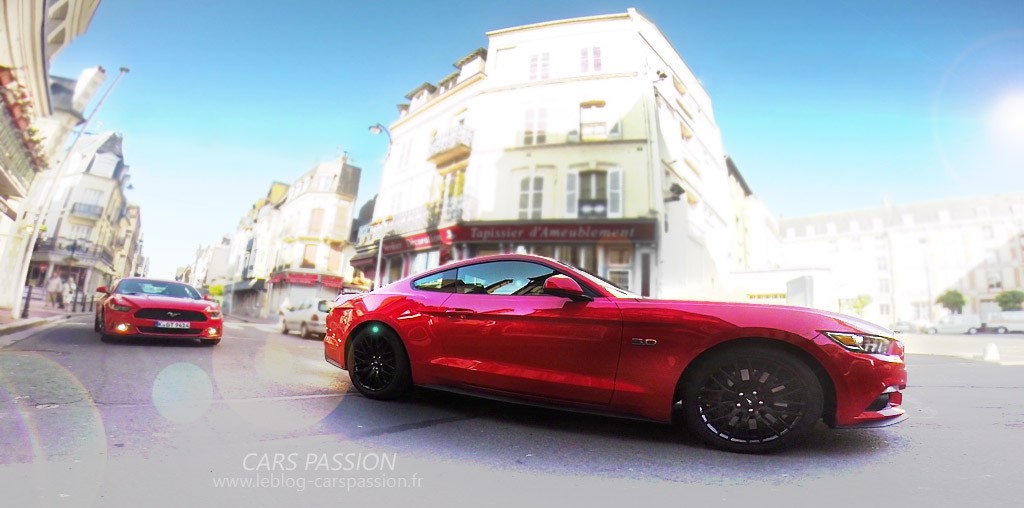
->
[135,309,207,321]
[137,327,202,336]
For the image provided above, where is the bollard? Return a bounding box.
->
[21,285,32,318]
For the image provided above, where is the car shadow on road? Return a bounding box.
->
[100,337,214,348]
[321,386,900,465]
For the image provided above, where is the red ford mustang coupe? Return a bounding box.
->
[324,254,906,452]
[94,278,223,345]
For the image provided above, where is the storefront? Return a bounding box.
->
[351,219,658,295]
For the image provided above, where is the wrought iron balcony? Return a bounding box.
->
[70,202,104,219]
[357,196,475,245]
[428,125,473,166]
[33,237,115,267]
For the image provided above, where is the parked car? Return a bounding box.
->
[986,311,1024,334]
[889,321,922,333]
[925,314,983,335]
[280,299,331,339]
[94,278,222,345]
[323,254,907,453]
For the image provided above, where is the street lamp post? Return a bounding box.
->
[11,67,130,319]
[368,123,393,291]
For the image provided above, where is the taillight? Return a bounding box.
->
[311,314,319,322]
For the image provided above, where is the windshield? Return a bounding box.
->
[115,279,201,300]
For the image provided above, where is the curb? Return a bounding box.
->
[0,315,72,337]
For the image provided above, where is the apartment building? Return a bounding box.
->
[26,131,136,296]
[779,194,1024,324]
[220,156,362,318]
[354,9,768,298]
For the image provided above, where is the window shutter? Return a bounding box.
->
[566,172,578,216]
[609,169,622,217]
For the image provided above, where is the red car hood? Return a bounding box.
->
[628,299,894,337]
[118,295,217,311]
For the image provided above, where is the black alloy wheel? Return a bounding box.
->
[346,327,411,400]
[681,346,823,453]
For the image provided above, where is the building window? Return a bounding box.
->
[308,208,324,236]
[81,188,103,205]
[518,176,543,219]
[606,246,631,266]
[571,169,624,219]
[579,100,619,141]
[328,244,342,273]
[529,53,549,80]
[523,108,547,145]
[439,168,466,221]
[878,257,888,271]
[301,244,317,269]
[879,278,890,294]
[580,47,601,73]
[987,272,1003,290]
[879,303,891,316]
[69,224,93,241]
[607,269,630,290]
[913,302,930,321]
[983,225,994,240]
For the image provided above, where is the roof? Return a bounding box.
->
[404,82,437,100]
[453,48,487,68]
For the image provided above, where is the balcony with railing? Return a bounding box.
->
[427,125,473,167]
[357,195,475,245]
[33,237,115,268]
[70,202,104,219]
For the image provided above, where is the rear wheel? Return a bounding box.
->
[680,346,824,453]
[300,323,311,339]
[996,327,1008,334]
[346,327,411,400]
[927,327,938,334]
[967,328,978,335]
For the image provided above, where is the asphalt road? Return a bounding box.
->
[1,318,1022,508]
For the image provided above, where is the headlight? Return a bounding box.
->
[109,302,133,312]
[206,306,221,318]
[824,332,901,355]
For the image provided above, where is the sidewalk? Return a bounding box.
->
[225,313,280,326]
[0,289,94,337]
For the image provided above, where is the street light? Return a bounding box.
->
[368,123,394,291]
[12,66,130,319]
[368,123,391,143]
[372,216,393,291]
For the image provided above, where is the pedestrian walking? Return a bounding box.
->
[46,273,63,309]
[63,276,78,311]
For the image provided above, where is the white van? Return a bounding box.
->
[926,314,983,335]
[986,311,1024,334]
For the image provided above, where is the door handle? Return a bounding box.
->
[443,308,475,317]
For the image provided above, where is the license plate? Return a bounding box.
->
[155,321,190,329]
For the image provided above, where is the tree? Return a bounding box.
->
[995,290,1024,311]
[936,289,966,314]
[208,284,224,297]
[849,294,872,317]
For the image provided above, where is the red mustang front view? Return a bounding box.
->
[95,278,223,346]
[324,254,906,452]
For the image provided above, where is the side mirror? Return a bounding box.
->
[543,275,592,302]
[203,294,215,301]
[96,286,108,294]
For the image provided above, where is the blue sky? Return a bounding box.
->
[49,0,1024,278]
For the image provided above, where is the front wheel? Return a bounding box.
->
[967,328,978,335]
[679,346,824,453]
[996,327,1008,334]
[345,326,411,400]
[927,328,938,334]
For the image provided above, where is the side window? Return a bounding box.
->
[455,261,558,296]
[412,269,459,293]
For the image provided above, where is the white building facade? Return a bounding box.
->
[777,194,1024,324]
[355,9,761,298]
